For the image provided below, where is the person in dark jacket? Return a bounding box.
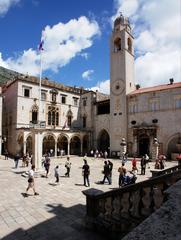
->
[82,160,90,187]
[102,161,111,184]
[141,156,147,175]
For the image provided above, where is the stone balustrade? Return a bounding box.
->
[150,164,181,177]
[83,166,181,239]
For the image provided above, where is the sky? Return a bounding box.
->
[0,0,180,94]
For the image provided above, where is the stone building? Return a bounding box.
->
[0,14,181,166]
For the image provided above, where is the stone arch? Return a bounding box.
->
[57,134,68,155]
[26,135,33,154]
[17,134,24,155]
[97,129,110,153]
[82,134,89,155]
[166,133,181,159]
[114,37,122,52]
[43,134,56,156]
[70,135,81,155]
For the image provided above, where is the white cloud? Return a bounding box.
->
[82,69,94,80]
[112,0,181,87]
[112,0,139,21]
[79,52,89,59]
[91,79,110,94]
[0,16,100,75]
[0,0,20,16]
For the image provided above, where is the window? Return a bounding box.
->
[129,102,138,113]
[67,116,72,127]
[73,97,79,106]
[114,37,121,52]
[83,99,87,106]
[175,99,181,109]
[24,88,30,97]
[128,38,132,52]
[61,95,66,104]
[150,101,159,111]
[31,104,38,124]
[47,107,59,126]
[41,92,46,101]
[83,116,86,128]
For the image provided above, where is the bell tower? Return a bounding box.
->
[110,14,135,154]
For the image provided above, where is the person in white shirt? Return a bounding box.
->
[54,165,60,183]
[25,165,39,197]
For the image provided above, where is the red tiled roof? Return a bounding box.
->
[129,82,181,95]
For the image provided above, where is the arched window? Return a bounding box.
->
[68,116,72,127]
[48,111,51,125]
[114,38,121,52]
[56,112,59,126]
[128,38,132,52]
[47,107,59,127]
[83,116,86,128]
[31,104,38,124]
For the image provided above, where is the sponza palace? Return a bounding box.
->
[0,14,180,167]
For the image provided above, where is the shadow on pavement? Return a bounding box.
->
[0,203,105,240]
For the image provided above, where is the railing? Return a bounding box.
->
[83,166,181,238]
[150,165,181,177]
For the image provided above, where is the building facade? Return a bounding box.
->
[1,14,181,166]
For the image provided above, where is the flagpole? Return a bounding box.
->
[39,49,42,123]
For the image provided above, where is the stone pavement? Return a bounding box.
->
[0,156,177,240]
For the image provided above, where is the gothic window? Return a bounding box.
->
[48,107,59,126]
[83,116,87,128]
[31,105,38,124]
[48,111,51,125]
[114,38,121,52]
[52,111,55,125]
[50,89,58,103]
[83,99,87,106]
[128,38,132,52]
[67,116,72,127]
[56,112,59,126]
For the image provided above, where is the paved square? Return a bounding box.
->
[0,156,177,240]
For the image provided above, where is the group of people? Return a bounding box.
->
[90,149,108,159]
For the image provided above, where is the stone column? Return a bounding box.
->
[23,141,26,155]
[55,140,57,157]
[152,138,159,160]
[67,140,70,156]
[32,130,43,170]
[120,138,127,159]
[80,137,83,156]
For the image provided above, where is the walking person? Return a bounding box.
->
[132,157,138,174]
[118,163,127,187]
[141,156,147,175]
[102,161,111,184]
[44,156,51,178]
[14,153,20,168]
[54,165,60,184]
[4,149,8,160]
[82,160,90,187]
[25,165,39,197]
[65,156,71,177]
[108,160,113,184]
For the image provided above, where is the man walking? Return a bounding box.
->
[65,156,71,177]
[102,161,111,184]
[25,165,39,197]
[82,160,90,187]
[14,153,20,168]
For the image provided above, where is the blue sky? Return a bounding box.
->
[0,0,180,93]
